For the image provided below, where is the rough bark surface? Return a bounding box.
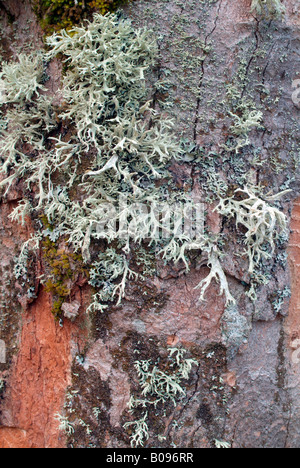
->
[0,0,299,448]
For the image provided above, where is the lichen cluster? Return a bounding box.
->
[251,0,286,19]
[216,187,289,275]
[0,0,296,449]
[124,347,198,447]
[0,12,290,320]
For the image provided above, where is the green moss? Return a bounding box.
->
[41,218,88,319]
[33,0,132,33]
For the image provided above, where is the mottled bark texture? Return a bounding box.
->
[0,0,299,448]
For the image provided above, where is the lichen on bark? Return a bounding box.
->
[0,0,299,450]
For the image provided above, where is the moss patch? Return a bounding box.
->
[33,0,132,33]
[41,217,88,319]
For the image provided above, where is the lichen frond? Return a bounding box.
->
[0,52,46,104]
[0,12,289,317]
[195,248,236,306]
[124,347,197,447]
[216,186,289,274]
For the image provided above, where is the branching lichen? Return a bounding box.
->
[124,347,198,448]
[195,247,236,306]
[0,12,290,316]
[216,186,289,274]
[123,412,149,448]
[0,52,46,103]
[0,14,196,314]
[215,439,231,449]
[55,412,75,435]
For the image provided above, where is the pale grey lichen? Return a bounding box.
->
[216,186,289,275]
[0,12,290,315]
[251,0,286,19]
[272,286,291,314]
[195,247,236,306]
[222,86,264,154]
[124,347,198,448]
[0,14,183,313]
[88,248,140,313]
[54,412,75,436]
[223,109,263,154]
[0,52,46,104]
[123,412,150,448]
[0,15,228,312]
[215,439,231,449]
[0,51,56,203]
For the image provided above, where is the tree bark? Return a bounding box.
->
[0,0,299,448]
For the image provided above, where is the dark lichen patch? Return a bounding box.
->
[33,0,132,33]
[196,402,213,425]
[65,362,113,448]
[112,331,162,374]
[110,333,136,374]
[275,319,287,399]
[183,343,231,447]
[91,307,114,341]
[0,1,16,24]
[127,280,169,316]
